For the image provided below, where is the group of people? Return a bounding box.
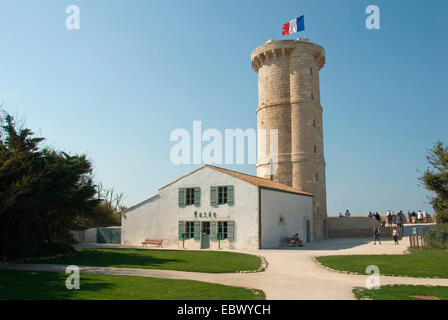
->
[368,211,382,222]
[368,210,430,225]
[372,225,400,245]
[338,210,351,218]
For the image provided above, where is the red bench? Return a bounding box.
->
[285,237,303,247]
[142,238,163,248]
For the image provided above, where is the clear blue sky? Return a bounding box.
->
[1,0,447,215]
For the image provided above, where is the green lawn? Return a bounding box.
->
[354,285,448,300]
[315,249,448,278]
[29,248,263,273]
[0,269,265,300]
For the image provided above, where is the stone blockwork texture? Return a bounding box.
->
[327,217,393,238]
[251,39,327,240]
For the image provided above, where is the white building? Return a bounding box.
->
[122,165,314,250]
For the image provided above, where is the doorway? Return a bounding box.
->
[201,221,210,249]
[306,220,311,243]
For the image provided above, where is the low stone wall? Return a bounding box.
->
[327,216,391,238]
[70,227,121,244]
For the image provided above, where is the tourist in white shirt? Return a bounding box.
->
[417,210,423,223]
[392,227,399,245]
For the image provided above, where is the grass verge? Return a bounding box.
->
[315,249,448,278]
[353,285,448,300]
[28,248,263,273]
[0,269,265,300]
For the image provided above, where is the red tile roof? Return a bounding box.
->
[159,164,313,197]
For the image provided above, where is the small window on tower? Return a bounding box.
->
[310,67,313,75]
[315,173,318,181]
[314,145,317,153]
[311,93,314,100]
[313,119,316,127]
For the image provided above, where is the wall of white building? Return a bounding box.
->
[260,188,313,248]
[121,195,160,245]
[122,167,260,249]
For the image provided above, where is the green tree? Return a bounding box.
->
[0,111,99,259]
[420,141,448,223]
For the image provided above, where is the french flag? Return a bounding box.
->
[282,15,305,36]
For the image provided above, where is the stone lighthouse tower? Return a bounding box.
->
[251,39,327,240]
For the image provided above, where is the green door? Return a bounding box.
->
[306,220,311,243]
[201,222,210,249]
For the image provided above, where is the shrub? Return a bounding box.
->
[424,224,448,249]
[436,208,448,224]
[7,241,76,261]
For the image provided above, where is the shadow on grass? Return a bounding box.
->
[26,248,262,273]
[0,270,115,300]
[31,249,185,269]
[0,269,266,300]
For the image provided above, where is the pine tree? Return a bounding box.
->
[420,141,448,223]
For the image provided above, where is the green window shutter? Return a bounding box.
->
[194,221,201,240]
[227,220,235,241]
[210,221,217,240]
[178,221,184,240]
[194,187,200,205]
[210,186,217,206]
[227,185,234,205]
[178,188,185,207]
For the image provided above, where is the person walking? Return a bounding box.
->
[373,225,381,245]
[392,227,399,245]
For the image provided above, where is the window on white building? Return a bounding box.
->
[218,186,228,204]
[185,221,195,238]
[185,188,195,205]
[218,221,228,239]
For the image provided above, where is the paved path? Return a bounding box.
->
[2,238,448,300]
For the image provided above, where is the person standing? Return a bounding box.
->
[375,212,381,222]
[373,225,381,245]
[407,210,411,223]
[398,210,405,232]
[387,211,392,226]
[345,210,351,218]
[411,211,417,223]
[417,210,423,223]
[423,210,428,223]
[396,213,402,229]
[392,227,399,245]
